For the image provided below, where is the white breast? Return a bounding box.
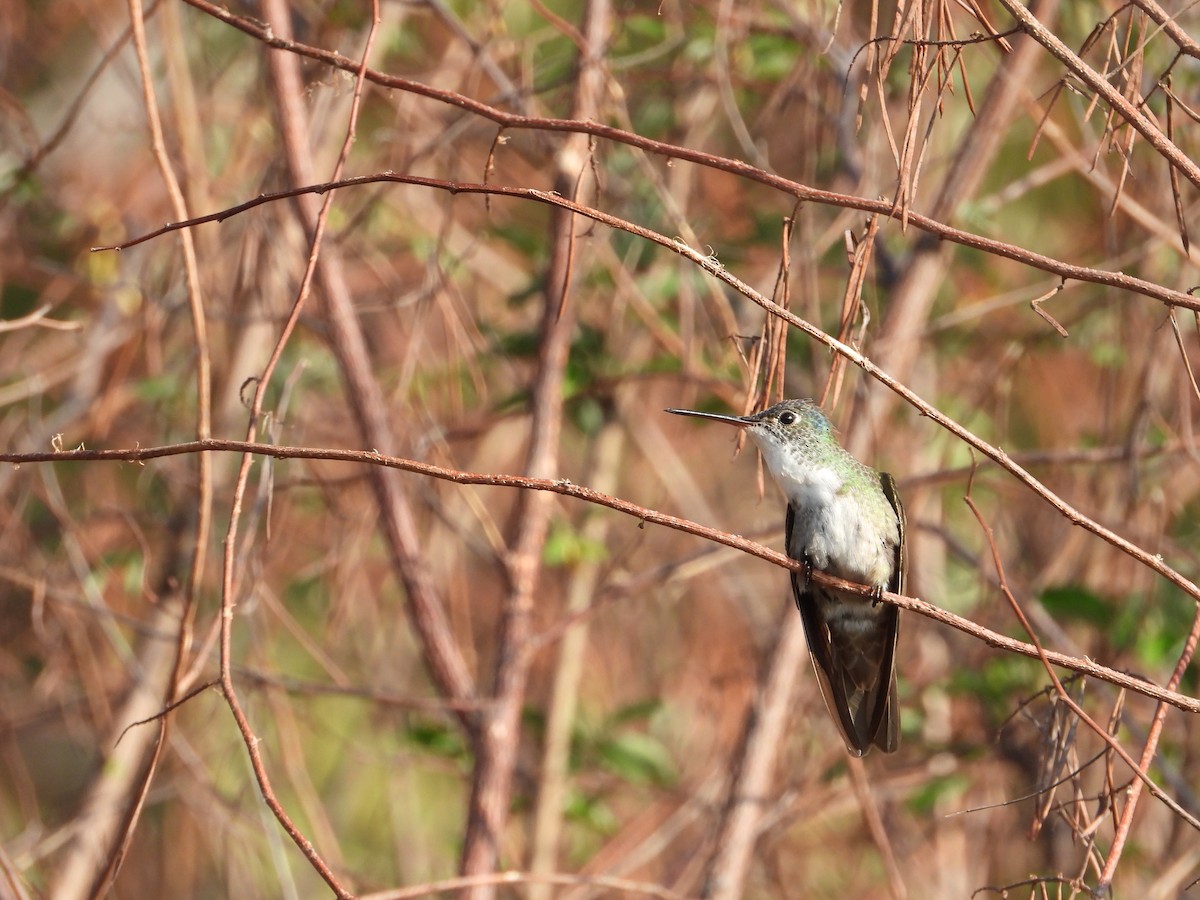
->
[755,438,897,587]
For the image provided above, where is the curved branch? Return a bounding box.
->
[997,0,1200,190]
[94,172,1200,312]
[165,0,1200,312]
[5,438,1198,716]
[1130,0,1200,60]
[89,174,1200,622]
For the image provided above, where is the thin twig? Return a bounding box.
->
[136,0,1200,314]
[964,493,1200,839]
[0,305,82,333]
[848,756,908,900]
[1129,0,1200,60]
[54,0,215,893]
[460,4,610,893]
[93,171,1200,314]
[996,0,1200,189]
[1097,604,1200,889]
[359,869,686,900]
[101,171,1200,628]
[207,0,388,894]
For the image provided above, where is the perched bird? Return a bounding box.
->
[666,399,905,755]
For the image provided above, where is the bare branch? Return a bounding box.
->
[996,0,1200,188]
[129,0,1200,314]
[6,438,1197,717]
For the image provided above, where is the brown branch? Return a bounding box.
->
[996,0,1200,189]
[229,0,479,888]
[93,171,1200,315]
[6,438,1198,717]
[49,0,214,894]
[847,756,908,900]
[112,679,220,746]
[1098,602,1200,889]
[1129,0,1200,60]
[358,869,686,900]
[461,4,609,891]
[143,0,1200,314]
[151,0,215,819]
[203,0,389,895]
[262,0,481,732]
[847,26,1020,63]
[964,493,1200,843]
[700,609,810,899]
[119,169,1200,622]
[529,416,624,896]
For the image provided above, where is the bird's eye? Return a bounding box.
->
[778,411,796,426]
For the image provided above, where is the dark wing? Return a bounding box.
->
[868,471,905,753]
[787,482,904,757]
[881,471,907,597]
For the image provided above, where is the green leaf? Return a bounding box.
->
[564,787,618,833]
[950,656,1037,710]
[542,520,608,567]
[404,720,468,762]
[740,33,796,81]
[906,773,969,816]
[622,14,667,47]
[596,731,675,786]
[606,698,662,726]
[1038,585,1111,627]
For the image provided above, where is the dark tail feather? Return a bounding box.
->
[797,590,900,756]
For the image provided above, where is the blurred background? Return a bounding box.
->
[2,0,1200,896]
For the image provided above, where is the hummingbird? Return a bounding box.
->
[666,399,905,756]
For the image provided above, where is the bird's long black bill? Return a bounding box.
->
[664,408,752,427]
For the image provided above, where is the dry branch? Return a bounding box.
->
[5,439,1197,718]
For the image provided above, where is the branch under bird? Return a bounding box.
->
[666,399,906,756]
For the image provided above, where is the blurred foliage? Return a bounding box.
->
[2,0,1200,897]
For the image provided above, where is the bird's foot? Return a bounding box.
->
[870,584,885,607]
